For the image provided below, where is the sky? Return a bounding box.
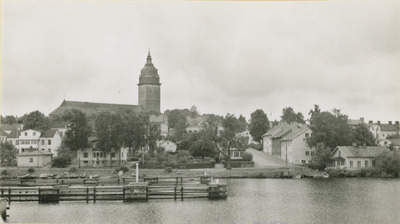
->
[1,0,400,123]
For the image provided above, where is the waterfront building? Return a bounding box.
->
[280,124,314,165]
[14,129,62,157]
[157,140,177,152]
[367,120,399,141]
[329,145,388,170]
[77,137,128,167]
[16,150,53,167]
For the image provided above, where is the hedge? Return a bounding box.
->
[224,161,254,168]
[139,161,215,169]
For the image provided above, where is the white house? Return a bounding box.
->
[150,114,169,138]
[368,121,399,141]
[39,129,62,156]
[262,122,291,156]
[280,124,314,165]
[329,146,387,170]
[157,140,177,152]
[16,129,42,153]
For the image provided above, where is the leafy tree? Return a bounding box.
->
[237,115,248,132]
[310,143,332,170]
[307,106,352,150]
[146,122,162,157]
[202,114,222,137]
[95,112,124,167]
[218,114,246,170]
[0,141,18,166]
[249,109,270,143]
[375,151,400,177]
[189,132,216,160]
[281,107,305,124]
[351,124,376,146]
[190,105,200,118]
[2,115,17,125]
[241,152,253,161]
[62,109,92,168]
[22,110,51,132]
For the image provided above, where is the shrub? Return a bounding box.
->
[28,167,35,173]
[164,166,173,173]
[242,152,253,161]
[1,169,9,176]
[52,157,69,168]
[69,167,77,173]
[115,166,129,173]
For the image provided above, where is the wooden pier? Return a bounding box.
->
[0,176,227,203]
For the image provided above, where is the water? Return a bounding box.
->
[7,178,400,224]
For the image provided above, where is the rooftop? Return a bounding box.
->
[335,146,387,158]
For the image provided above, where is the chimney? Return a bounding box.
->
[360,117,364,122]
[369,120,373,124]
[377,121,380,124]
[389,121,392,125]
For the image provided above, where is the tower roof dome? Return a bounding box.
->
[139,51,160,85]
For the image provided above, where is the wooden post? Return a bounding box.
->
[122,187,125,202]
[180,177,183,185]
[86,187,89,203]
[1,188,3,197]
[93,187,96,203]
[146,187,148,201]
[174,186,177,200]
[38,187,41,203]
[8,188,11,201]
[181,186,183,201]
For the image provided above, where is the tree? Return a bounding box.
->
[218,114,246,170]
[375,151,400,177]
[2,115,17,125]
[281,107,305,124]
[190,105,199,118]
[351,124,376,146]
[249,109,270,143]
[189,132,216,160]
[146,122,162,157]
[0,141,18,166]
[202,114,222,137]
[237,115,248,132]
[307,106,352,150]
[22,110,51,132]
[62,109,92,168]
[311,143,332,170]
[95,112,124,167]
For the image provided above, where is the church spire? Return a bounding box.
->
[146,50,152,65]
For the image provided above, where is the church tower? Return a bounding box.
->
[138,51,161,113]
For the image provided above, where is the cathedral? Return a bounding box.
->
[50,51,161,117]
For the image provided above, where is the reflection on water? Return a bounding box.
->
[8,178,400,224]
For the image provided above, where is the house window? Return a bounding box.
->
[305,151,309,156]
[25,132,27,136]
[357,161,361,168]
[93,153,96,158]
[29,158,33,163]
[111,152,115,158]
[311,151,315,156]
[305,133,309,138]
[83,161,88,164]
[83,153,88,158]
[100,152,103,158]
[48,139,51,145]
[301,160,305,164]
[365,161,369,167]
[33,132,36,136]
[350,161,353,168]
[41,140,44,145]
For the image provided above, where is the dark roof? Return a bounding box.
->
[49,100,143,117]
[334,146,387,158]
[17,150,53,156]
[389,139,400,146]
[6,129,19,138]
[281,124,310,141]
[40,129,59,138]
[0,130,8,136]
[0,123,23,130]
[380,124,399,132]
[139,51,160,85]
[348,119,365,126]
[263,122,290,137]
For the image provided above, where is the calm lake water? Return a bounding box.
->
[7,178,400,224]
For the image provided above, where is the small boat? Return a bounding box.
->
[293,171,303,179]
[322,172,329,178]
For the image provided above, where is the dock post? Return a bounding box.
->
[174,186,177,200]
[93,187,96,203]
[86,187,89,203]
[181,186,183,201]
[38,187,41,203]
[8,188,11,201]
[146,186,149,201]
[122,187,125,202]
[208,183,227,199]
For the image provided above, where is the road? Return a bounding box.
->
[246,148,290,167]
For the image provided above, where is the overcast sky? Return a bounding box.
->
[1,1,399,123]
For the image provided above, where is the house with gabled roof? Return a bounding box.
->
[39,129,62,156]
[368,120,399,141]
[329,146,388,170]
[280,123,314,165]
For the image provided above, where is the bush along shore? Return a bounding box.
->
[326,168,400,178]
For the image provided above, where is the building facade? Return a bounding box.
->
[329,146,387,170]
[16,150,53,167]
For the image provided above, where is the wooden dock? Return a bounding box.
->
[0,176,227,203]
